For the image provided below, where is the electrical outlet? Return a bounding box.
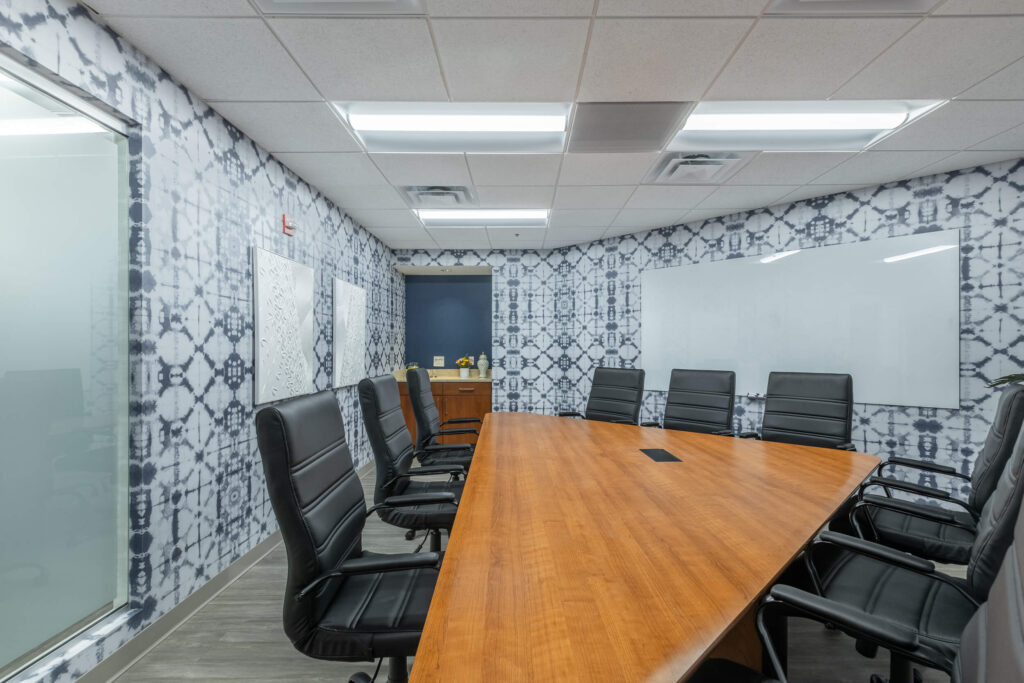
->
[433,356,444,367]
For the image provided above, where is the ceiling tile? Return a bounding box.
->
[724,152,854,186]
[544,227,608,249]
[549,209,620,228]
[487,228,547,249]
[811,151,953,184]
[88,0,255,15]
[269,18,447,100]
[209,101,360,153]
[431,19,589,101]
[427,227,492,249]
[345,209,422,229]
[833,17,1024,99]
[933,0,1024,14]
[370,227,438,249]
[970,123,1024,150]
[426,0,595,16]
[274,152,391,188]
[579,19,753,101]
[466,154,562,186]
[777,184,870,204]
[557,152,659,185]
[873,100,1024,151]
[326,185,409,211]
[370,154,472,186]
[602,225,648,239]
[597,0,770,16]
[698,185,801,210]
[680,208,741,223]
[913,150,1024,177]
[959,59,1024,99]
[553,185,636,209]
[101,18,317,101]
[705,19,915,100]
[624,185,716,209]
[474,186,555,208]
[611,209,687,228]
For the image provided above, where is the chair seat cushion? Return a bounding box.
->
[382,479,463,530]
[863,494,976,564]
[820,551,977,665]
[687,658,777,683]
[309,554,438,660]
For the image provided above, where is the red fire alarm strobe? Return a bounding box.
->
[282,214,296,236]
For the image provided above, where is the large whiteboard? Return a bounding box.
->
[641,231,960,408]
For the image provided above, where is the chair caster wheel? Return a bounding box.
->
[348,673,372,683]
[404,530,416,541]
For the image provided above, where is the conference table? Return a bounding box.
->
[410,412,879,682]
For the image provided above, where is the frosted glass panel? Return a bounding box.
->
[0,70,128,675]
[641,231,960,408]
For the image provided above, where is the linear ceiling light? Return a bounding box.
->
[0,117,106,136]
[882,244,957,263]
[671,100,944,152]
[417,209,548,227]
[335,102,570,153]
[760,249,800,264]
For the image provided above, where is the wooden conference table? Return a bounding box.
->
[410,413,879,682]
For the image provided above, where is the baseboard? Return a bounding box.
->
[79,531,282,683]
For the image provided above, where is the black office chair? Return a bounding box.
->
[557,367,645,425]
[255,391,452,683]
[406,368,476,469]
[359,375,465,552]
[742,371,855,449]
[641,369,735,435]
[690,486,1024,683]
[852,383,1024,564]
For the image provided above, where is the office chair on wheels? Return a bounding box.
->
[558,366,646,425]
[740,372,855,449]
[641,368,736,434]
[255,391,452,683]
[406,368,475,470]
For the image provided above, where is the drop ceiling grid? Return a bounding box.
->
[85,0,1024,249]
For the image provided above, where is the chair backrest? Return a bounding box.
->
[953,481,1024,683]
[760,372,853,448]
[406,368,441,450]
[966,420,1024,601]
[968,383,1024,514]
[254,391,366,652]
[662,369,736,434]
[583,367,646,424]
[358,375,417,503]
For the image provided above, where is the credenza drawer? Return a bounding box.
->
[442,381,489,395]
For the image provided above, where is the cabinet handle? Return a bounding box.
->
[458,387,474,392]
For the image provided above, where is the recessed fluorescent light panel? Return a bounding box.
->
[417,209,548,228]
[335,102,570,153]
[670,100,944,152]
[253,0,425,15]
[883,244,957,263]
[765,0,941,15]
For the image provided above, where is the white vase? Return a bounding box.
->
[459,367,470,378]
[477,353,489,378]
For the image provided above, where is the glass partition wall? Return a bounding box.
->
[0,63,129,678]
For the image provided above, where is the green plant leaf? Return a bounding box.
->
[988,374,1024,388]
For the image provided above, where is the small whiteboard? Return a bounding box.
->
[641,231,960,408]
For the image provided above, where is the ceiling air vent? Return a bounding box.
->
[765,0,940,15]
[253,0,425,15]
[646,153,753,185]
[401,186,477,208]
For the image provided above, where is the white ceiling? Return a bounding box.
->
[86,0,1024,250]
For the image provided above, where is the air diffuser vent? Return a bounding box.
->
[401,186,477,208]
[765,0,940,15]
[646,153,753,185]
[253,0,425,16]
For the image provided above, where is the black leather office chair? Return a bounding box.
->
[255,391,452,683]
[642,369,735,434]
[406,368,476,469]
[359,375,465,552]
[558,367,645,425]
[742,372,855,449]
[852,383,1024,564]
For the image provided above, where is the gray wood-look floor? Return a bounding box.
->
[113,466,957,682]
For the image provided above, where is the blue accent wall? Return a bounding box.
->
[405,275,492,368]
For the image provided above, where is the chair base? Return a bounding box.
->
[348,657,409,683]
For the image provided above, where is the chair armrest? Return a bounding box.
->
[835,442,856,451]
[817,531,935,573]
[367,492,457,517]
[611,419,637,425]
[712,429,735,436]
[863,476,951,500]
[881,456,965,479]
[297,552,442,600]
[738,431,760,439]
[438,427,478,436]
[640,421,662,428]
[443,417,482,425]
[857,496,959,524]
[768,585,920,651]
[421,443,473,453]
[383,466,465,489]
[557,411,584,418]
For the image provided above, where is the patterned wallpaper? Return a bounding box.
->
[0,1,403,680]
[397,156,1024,496]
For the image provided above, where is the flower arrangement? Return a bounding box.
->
[455,355,473,368]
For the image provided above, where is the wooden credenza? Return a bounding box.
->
[397,380,492,446]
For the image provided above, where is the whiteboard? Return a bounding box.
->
[640,231,960,408]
